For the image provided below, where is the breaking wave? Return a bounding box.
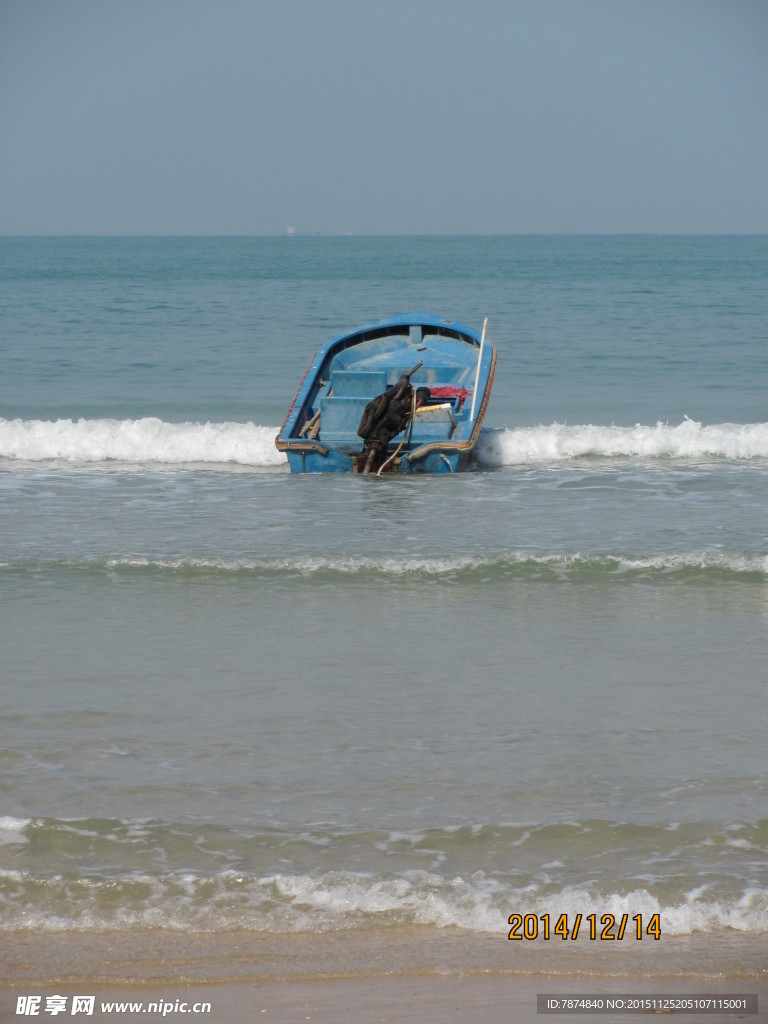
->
[476,419,768,466]
[1,417,767,469]
[0,417,285,468]
[3,868,767,936]
[4,551,764,583]
[1,816,766,936]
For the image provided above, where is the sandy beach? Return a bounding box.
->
[3,929,766,1022]
[3,974,765,1023]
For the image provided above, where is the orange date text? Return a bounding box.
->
[507,912,661,941]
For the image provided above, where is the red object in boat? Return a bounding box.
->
[429,386,471,406]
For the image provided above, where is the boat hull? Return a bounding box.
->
[275,314,496,475]
[284,446,471,475]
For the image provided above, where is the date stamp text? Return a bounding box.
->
[508,912,661,941]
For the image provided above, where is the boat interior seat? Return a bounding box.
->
[317,367,461,446]
[317,395,369,445]
[314,370,386,446]
[330,365,468,393]
[409,404,457,442]
[329,370,388,397]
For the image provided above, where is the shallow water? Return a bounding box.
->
[1,236,766,972]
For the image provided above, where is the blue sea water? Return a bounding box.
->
[1,236,767,982]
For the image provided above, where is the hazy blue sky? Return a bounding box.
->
[1,0,766,234]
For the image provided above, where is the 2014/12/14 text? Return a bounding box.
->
[507,912,661,940]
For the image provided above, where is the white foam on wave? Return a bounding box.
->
[477,419,768,466]
[2,867,766,936]
[101,551,768,577]
[0,417,286,468]
[0,816,31,846]
[104,554,489,574]
[2,417,767,469]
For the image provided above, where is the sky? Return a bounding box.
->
[1,0,767,235]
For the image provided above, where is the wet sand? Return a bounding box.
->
[2,975,764,1024]
[2,929,766,1022]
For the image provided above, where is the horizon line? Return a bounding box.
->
[2,231,767,239]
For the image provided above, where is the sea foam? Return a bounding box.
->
[2,417,767,469]
[477,419,768,465]
[0,816,31,846]
[1,867,766,936]
[0,417,285,468]
[97,551,768,579]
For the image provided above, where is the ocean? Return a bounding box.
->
[1,236,767,989]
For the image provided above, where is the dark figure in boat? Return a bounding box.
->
[357,369,430,474]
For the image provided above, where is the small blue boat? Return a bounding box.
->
[275,313,496,474]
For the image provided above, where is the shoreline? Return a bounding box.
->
[5,928,765,1021]
[4,926,767,984]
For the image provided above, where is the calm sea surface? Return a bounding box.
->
[1,236,767,979]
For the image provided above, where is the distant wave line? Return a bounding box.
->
[3,551,766,580]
